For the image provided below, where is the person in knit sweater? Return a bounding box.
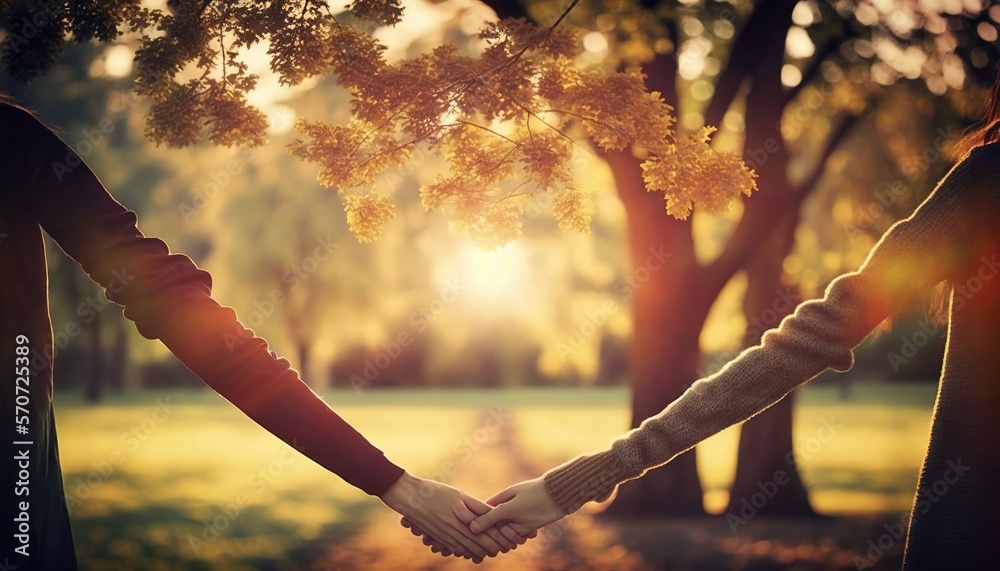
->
[463,77,1000,568]
[0,97,528,569]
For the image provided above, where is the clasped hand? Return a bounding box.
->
[382,473,566,562]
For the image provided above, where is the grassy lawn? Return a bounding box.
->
[54,382,937,570]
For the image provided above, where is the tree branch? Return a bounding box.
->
[701,6,768,129]
[781,33,850,109]
[649,19,680,110]
[549,0,581,30]
[447,120,519,145]
[477,0,532,21]
[705,109,860,287]
[196,0,213,18]
[697,0,799,285]
[793,110,860,198]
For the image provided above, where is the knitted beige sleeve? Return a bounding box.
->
[543,152,987,515]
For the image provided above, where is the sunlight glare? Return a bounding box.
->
[786,26,815,59]
[439,242,537,314]
[583,31,608,53]
[104,45,134,78]
[464,244,529,305]
[373,0,468,61]
[781,64,803,88]
[791,1,815,27]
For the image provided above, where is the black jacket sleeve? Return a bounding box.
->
[3,103,404,496]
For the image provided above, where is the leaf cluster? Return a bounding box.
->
[1,0,757,247]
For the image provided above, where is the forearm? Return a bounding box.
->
[122,281,405,496]
[235,379,404,495]
[542,271,877,513]
[541,155,979,514]
[542,343,833,513]
[14,106,404,495]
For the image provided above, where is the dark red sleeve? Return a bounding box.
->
[6,104,404,496]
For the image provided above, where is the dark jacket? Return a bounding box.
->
[0,102,403,570]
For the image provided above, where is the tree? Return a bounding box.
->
[2,0,995,516]
[467,0,997,517]
[2,0,755,245]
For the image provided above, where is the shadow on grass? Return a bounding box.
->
[595,513,907,571]
[805,467,918,497]
[68,479,378,571]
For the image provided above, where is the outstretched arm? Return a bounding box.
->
[2,103,504,559]
[472,150,988,533]
[8,103,402,497]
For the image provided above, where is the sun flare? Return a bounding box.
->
[436,242,540,315]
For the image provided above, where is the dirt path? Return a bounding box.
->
[303,409,902,571]
[306,409,656,571]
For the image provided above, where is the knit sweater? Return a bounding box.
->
[1,103,404,569]
[543,142,1000,569]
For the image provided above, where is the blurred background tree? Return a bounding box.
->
[1,0,997,524]
[473,0,998,518]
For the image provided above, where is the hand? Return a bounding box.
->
[469,477,565,536]
[400,502,537,558]
[379,472,509,562]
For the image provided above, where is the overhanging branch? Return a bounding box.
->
[782,32,852,109]
[701,2,774,129]
[477,0,531,21]
[793,110,861,199]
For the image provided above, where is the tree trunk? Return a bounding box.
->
[600,147,717,516]
[480,0,833,519]
[716,0,815,517]
[727,209,814,516]
[607,277,714,515]
[296,341,312,386]
[108,314,127,392]
[84,308,104,402]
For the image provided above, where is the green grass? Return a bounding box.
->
[54,382,937,570]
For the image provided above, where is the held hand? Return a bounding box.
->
[400,501,537,557]
[469,478,565,536]
[379,472,509,562]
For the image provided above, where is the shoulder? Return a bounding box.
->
[963,142,1000,202]
[0,102,53,140]
[0,102,67,158]
[962,141,1000,176]
[929,142,1000,207]
[0,101,34,122]
[0,103,72,191]
[946,142,1000,243]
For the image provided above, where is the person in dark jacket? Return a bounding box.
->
[0,98,523,570]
